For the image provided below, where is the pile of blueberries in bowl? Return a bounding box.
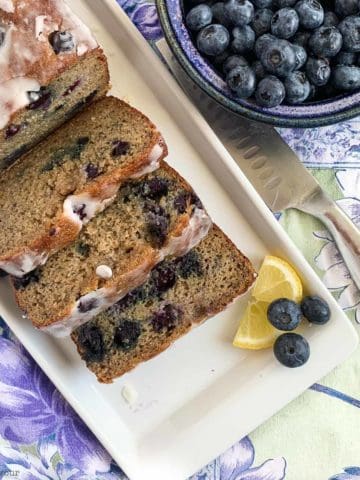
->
[185,0,360,107]
[156,0,360,126]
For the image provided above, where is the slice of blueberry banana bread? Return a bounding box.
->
[0,0,110,170]
[71,225,256,383]
[13,162,212,337]
[0,96,167,277]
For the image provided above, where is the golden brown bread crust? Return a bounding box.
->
[72,224,256,383]
[0,96,168,276]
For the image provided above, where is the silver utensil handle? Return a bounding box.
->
[301,189,360,291]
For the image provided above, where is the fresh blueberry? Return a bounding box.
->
[332,65,360,90]
[292,30,311,47]
[259,38,296,77]
[276,0,297,5]
[211,2,232,27]
[231,25,256,53]
[114,320,141,350]
[49,30,74,54]
[141,177,169,199]
[224,0,254,26]
[223,54,249,74]
[255,33,276,58]
[197,24,230,56]
[77,324,105,362]
[308,26,343,57]
[112,140,130,156]
[292,43,307,69]
[252,59,267,79]
[285,71,311,103]
[301,295,331,325]
[267,298,302,330]
[271,8,299,39]
[335,0,359,17]
[213,49,231,68]
[186,4,213,31]
[151,304,183,333]
[251,8,273,36]
[306,57,331,85]
[177,250,203,278]
[323,11,339,27]
[226,65,256,97]
[274,333,310,368]
[27,87,52,110]
[255,75,285,106]
[295,0,324,30]
[338,16,360,52]
[252,0,273,7]
[335,51,357,65]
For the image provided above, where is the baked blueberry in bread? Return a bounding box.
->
[0,97,167,276]
[0,0,110,170]
[72,225,256,383]
[12,163,212,337]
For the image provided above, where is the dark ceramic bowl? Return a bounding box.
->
[156,0,360,128]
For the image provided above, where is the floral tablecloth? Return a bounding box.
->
[1,2,360,479]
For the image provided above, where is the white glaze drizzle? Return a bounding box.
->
[0,250,48,277]
[121,384,138,405]
[0,77,40,129]
[0,0,14,13]
[96,265,113,279]
[63,191,117,228]
[130,143,163,179]
[40,208,212,337]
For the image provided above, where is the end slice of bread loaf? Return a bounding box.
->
[13,163,212,337]
[0,96,167,276]
[71,225,256,383]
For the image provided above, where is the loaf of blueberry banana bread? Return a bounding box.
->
[0,0,110,170]
[0,96,167,276]
[13,162,212,337]
[72,225,256,383]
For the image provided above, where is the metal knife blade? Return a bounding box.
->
[156,39,320,213]
[155,38,360,290]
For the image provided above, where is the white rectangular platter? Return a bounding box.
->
[0,1,358,479]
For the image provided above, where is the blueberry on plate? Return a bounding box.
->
[226,65,256,97]
[271,8,299,39]
[334,0,359,17]
[186,4,213,31]
[305,57,331,86]
[197,24,230,56]
[308,26,343,58]
[251,8,273,36]
[301,295,331,325]
[295,0,324,30]
[338,16,360,52]
[274,333,310,368]
[259,38,296,77]
[231,25,256,53]
[322,11,339,27]
[255,75,285,106]
[224,0,254,26]
[211,2,232,27]
[332,65,360,90]
[223,54,249,74]
[285,70,311,103]
[292,44,307,69]
[267,298,302,330]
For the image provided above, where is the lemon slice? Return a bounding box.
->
[233,300,280,350]
[252,255,303,303]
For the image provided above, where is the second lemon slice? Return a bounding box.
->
[252,255,303,303]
